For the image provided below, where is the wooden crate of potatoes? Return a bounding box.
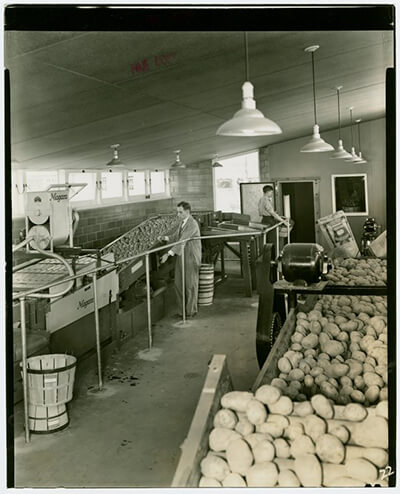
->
[172,289,389,488]
[173,355,389,488]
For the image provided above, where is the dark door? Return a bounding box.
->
[281,182,315,243]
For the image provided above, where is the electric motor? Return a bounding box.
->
[278,243,330,284]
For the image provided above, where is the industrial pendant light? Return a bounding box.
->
[345,108,363,162]
[212,154,223,168]
[216,32,282,136]
[355,119,368,164]
[106,144,126,169]
[330,86,352,159]
[171,149,186,168]
[301,45,334,153]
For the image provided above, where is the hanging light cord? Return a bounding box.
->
[350,108,354,146]
[311,51,317,125]
[244,31,249,81]
[357,121,362,153]
[337,89,342,139]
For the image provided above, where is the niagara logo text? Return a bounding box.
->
[51,192,68,202]
[77,298,94,310]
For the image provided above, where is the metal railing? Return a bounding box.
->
[12,219,290,442]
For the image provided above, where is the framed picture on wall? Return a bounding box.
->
[240,182,275,223]
[331,174,369,216]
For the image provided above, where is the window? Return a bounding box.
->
[25,170,59,192]
[68,172,97,202]
[150,171,165,195]
[101,171,123,199]
[213,151,260,212]
[15,168,170,213]
[128,171,146,196]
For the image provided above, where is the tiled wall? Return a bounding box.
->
[170,160,214,211]
[12,198,174,251]
[259,147,271,181]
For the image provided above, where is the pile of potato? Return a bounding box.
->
[101,215,178,261]
[325,257,386,285]
[273,295,388,407]
[199,386,389,487]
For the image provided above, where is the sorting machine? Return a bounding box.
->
[13,215,180,349]
[255,242,388,367]
[12,186,181,404]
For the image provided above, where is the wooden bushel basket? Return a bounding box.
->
[28,403,69,434]
[198,264,214,306]
[21,354,77,406]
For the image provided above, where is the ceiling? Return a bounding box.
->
[5,30,393,171]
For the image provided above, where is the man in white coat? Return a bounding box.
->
[160,201,202,318]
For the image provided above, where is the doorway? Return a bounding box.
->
[277,180,320,243]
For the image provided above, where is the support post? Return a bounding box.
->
[181,242,186,323]
[220,243,225,279]
[145,254,152,348]
[20,297,30,443]
[288,291,297,310]
[275,225,280,257]
[92,272,103,390]
[250,237,257,290]
[239,239,252,297]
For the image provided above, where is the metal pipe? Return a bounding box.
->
[20,297,30,443]
[25,246,75,299]
[287,219,291,245]
[12,236,33,253]
[92,272,103,390]
[145,254,152,348]
[275,225,280,257]
[181,242,186,323]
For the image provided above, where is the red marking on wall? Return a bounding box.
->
[131,52,177,76]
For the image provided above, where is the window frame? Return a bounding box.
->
[24,169,60,192]
[99,170,125,204]
[212,149,260,214]
[149,169,169,197]
[67,170,99,207]
[127,170,148,201]
[11,167,171,218]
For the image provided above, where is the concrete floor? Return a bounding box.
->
[14,274,261,488]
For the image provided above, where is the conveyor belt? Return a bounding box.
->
[13,256,100,292]
[101,214,178,264]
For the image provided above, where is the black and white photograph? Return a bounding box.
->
[332,173,369,216]
[2,3,396,492]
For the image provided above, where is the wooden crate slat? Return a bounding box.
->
[171,354,233,488]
